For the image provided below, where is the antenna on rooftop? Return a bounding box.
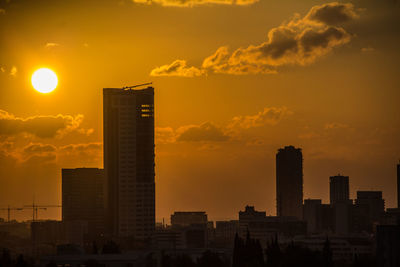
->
[122,82,152,90]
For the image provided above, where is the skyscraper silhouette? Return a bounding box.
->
[103,86,155,239]
[329,175,349,205]
[62,168,105,238]
[276,146,303,219]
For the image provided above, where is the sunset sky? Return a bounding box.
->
[0,0,399,222]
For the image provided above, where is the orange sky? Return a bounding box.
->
[0,0,399,222]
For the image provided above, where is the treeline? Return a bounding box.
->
[231,232,375,267]
[0,249,33,267]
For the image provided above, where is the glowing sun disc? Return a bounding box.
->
[31,68,58,93]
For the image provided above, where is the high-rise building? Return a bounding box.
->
[103,86,155,239]
[276,145,303,219]
[62,168,104,238]
[303,199,322,234]
[355,191,385,223]
[330,175,349,205]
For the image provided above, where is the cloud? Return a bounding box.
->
[227,106,292,130]
[150,60,204,77]
[156,106,291,144]
[177,122,229,142]
[10,66,17,76]
[150,2,358,76]
[324,122,349,130]
[305,2,359,25]
[131,0,259,7]
[59,142,102,153]
[23,143,56,155]
[0,110,87,138]
[361,46,375,53]
[156,127,176,144]
[45,42,60,49]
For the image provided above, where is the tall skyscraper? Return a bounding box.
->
[62,168,105,238]
[329,174,350,205]
[276,145,303,219]
[103,86,155,239]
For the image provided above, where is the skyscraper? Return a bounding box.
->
[355,191,385,223]
[62,168,105,238]
[329,174,350,205]
[103,86,155,239]
[276,145,303,219]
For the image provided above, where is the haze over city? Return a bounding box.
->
[0,0,399,225]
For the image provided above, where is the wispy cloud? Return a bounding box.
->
[150,59,204,77]
[45,42,60,49]
[150,2,359,76]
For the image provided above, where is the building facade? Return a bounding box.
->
[62,168,104,238]
[103,87,155,239]
[329,175,350,205]
[276,146,303,219]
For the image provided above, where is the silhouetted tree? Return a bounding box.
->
[45,261,57,267]
[232,233,245,267]
[161,252,173,267]
[101,240,120,254]
[173,254,195,267]
[265,235,281,267]
[0,249,12,267]
[15,255,28,267]
[197,250,229,267]
[92,241,98,254]
[145,253,156,267]
[322,237,333,267]
[83,259,105,267]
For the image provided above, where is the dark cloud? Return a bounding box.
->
[177,122,229,142]
[306,2,359,25]
[0,109,86,138]
[151,2,359,76]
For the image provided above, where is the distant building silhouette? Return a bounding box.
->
[276,146,303,219]
[103,87,155,239]
[355,191,385,224]
[303,199,322,234]
[329,175,349,205]
[171,212,208,227]
[61,168,104,238]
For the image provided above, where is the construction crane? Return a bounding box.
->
[0,206,23,222]
[24,203,62,222]
[122,82,152,90]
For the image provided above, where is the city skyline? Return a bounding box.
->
[0,0,400,223]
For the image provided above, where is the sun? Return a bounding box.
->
[31,68,58,93]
